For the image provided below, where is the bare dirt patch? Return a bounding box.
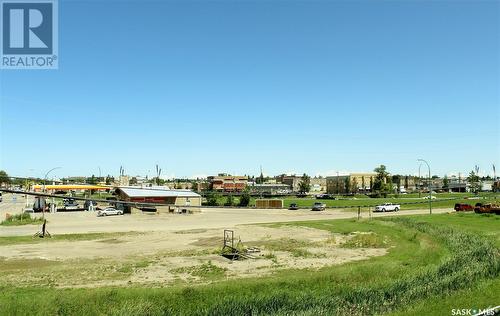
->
[0,225,388,288]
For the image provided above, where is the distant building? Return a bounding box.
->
[208,174,248,192]
[115,175,130,187]
[275,174,302,192]
[310,178,327,192]
[326,172,377,194]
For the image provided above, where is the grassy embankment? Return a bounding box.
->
[0,212,498,315]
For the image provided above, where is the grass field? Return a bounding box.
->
[278,193,500,211]
[0,212,498,315]
[204,192,499,210]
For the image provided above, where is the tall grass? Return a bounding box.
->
[0,213,43,226]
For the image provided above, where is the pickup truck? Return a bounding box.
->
[375,203,400,212]
[311,202,326,211]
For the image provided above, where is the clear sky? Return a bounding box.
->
[1,0,499,179]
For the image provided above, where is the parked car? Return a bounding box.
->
[454,203,473,212]
[63,198,79,207]
[97,208,123,217]
[311,202,326,211]
[315,194,336,200]
[375,203,400,212]
[288,203,299,210]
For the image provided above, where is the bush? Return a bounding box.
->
[224,195,234,207]
[239,191,251,207]
[1,213,43,226]
[205,193,220,206]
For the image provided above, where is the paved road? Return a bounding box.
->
[0,193,451,237]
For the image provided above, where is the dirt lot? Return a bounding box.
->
[0,224,387,288]
[0,193,448,288]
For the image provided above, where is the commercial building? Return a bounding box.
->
[326,172,377,194]
[275,174,302,192]
[310,178,327,192]
[115,187,202,206]
[208,174,248,192]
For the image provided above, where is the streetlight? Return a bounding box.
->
[418,163,423,198]
[417,159,431,214]
[43,167,61,219]
[44,167,61,191]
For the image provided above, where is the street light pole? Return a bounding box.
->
[417,159,431,215]
[43,167,61,219]
[44,167,61,192]
[418,163,423,198]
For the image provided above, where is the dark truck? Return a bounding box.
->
[454,203,473,212]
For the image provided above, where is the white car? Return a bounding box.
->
[97,208,123,217]
[375,203,400,212]
[423,195,436,200]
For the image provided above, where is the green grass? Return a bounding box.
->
[341,232,388,248]
[278,193,500,211]
[203,192,499,210]
[171,261,227,281]
[388,278,500,316]
[0,213,44,226]
[0,231,142,246]
[0,214,498,315]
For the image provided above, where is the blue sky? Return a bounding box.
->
[1,0,499,179]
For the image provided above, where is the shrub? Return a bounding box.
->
[239,191,251,207]
[224,195,234,207]
[1,213,43,226]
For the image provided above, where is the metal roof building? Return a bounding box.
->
[115,187,201,207]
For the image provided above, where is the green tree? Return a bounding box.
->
[344,177,351,194]
[443,175,449,191]
[373,165,391,197]
[239,189,251,207]
[350,178,358,194]
[0,170,10,185]
[298,173,311,194]
[129,177,138,185]
[224,194,234,206]
[87,175,97,185]
[191,182,198,191]
[105,175,114,185]
[205,193,220,206]
[467,171,481,194]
